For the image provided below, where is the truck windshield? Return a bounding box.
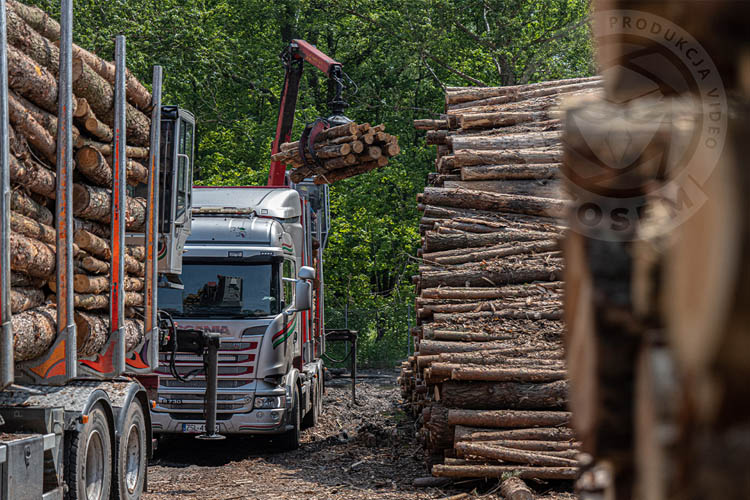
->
[160,261,280,318]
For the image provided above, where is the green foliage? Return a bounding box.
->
[26,0,593,367]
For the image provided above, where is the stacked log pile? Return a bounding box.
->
[271,122,400,184]
[6,1,149,362]
[400,77,600,488]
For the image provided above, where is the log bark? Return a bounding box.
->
[414,118,449,130]
[77,253,109,274]
[419,264,562,288]
[479,440,580,453]
[431,464,579,480]
[73,184,147,229]
[7,45,58,113]
[447,409,571,428]
[453,149,562,167]
[11,305,57,361]
[75,147,148,187]
[75,137,149,159]
[10,232,55,278]
[9,155,56,199]
[456,442,579,467]
[75,312,145,356]
[11,211,55,244]
[11,189,53,225]
[450,80,602,111]
[126,245,146,261]
[420,283,562,300]
[8,92,56,164]
[440,380,568,410]
[453,425,575,443]
[74,217,110,239]
[74,229,110,260]
[422,187,565,217]
[12,91,79,146]
[8,1,61,41]
[450,131,560,151]
[419,340,561,356]
[72,57,150,145]
[450,367,568,383]
[499,477,534,500]
[461,164,560,181]
[445,76,601,104]
[313,159,385,185]
[70,44,152,111]
[11,271,44,287]
[10,286,44,313]
[125,255,145,276]
[423,230,555,252]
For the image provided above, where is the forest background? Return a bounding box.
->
[28,0,594,366]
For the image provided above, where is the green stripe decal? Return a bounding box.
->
[272,316,297,348]
[281,244,293,254]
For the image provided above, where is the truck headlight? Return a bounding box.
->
[253,396,283,409]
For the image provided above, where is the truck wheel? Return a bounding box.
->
[65,402,112,500]
[114,400,147,500]
[302,380,319,429]
[280,386,301,451]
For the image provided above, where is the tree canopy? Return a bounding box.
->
[28,0,593,366]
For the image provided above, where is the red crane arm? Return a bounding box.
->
[268,40,343,187]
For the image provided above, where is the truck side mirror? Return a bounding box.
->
[294,281,312,312]
[298,266,315,280]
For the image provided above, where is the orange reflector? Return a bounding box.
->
[81,415,89,424]
[151,400,156,409]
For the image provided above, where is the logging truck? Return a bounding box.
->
[0,1,208,498]
[150,39,343,449]
[153,183,328,449]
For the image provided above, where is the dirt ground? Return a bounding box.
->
[144,372,575,500]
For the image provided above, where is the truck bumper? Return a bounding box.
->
[151,407,289,435]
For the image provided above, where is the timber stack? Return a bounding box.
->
[6,0,151,362]
[400,76,600,489]
[272,122,400,184]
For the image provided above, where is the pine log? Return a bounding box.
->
[125,255,145,276]
[450,367,568,383]
[422,237,557,263]
[71,275,142,294]
[453,149,562,167]
[10,271,44,287]
[11,211,55,244]
[422,229,554,252]
[8,1,60,40]
[453,426,575,443]
[75,312,145,356]
[7,45,58,113]
[450,80,602,111]
[126,246,146,261]
[313,159,385,185]
[499,477,534,500]
[72,184,146,229]
[11,305,57,361]
[444,76,601,104]
[456,442,579,467]
[420,283,562,300]
[72,57,150,146]
[70,44,151,111]
[479,440,580,453]
[419,264,562,288]
[450,131,560,151]
[431,464,578,480]
[432,309,562,322]
[316,122,359,141]
[414,118,449,130]
[447,409,570,428]
[77,253,109,274]
[75,147,148,187]
[422,330,514,342]
[419,340,561,356]
[461,164,560,181]
[426,130,449,145]
[10,286,44,313]
[84,113,113,142]
[74,229,110,260]
[74,217,110,239]
[11,189,53,225]
[9,154,56,202]
[8,92,56,164]
[421,187,565,217]
[10,232,55,278]
[11,91,79,145]
[440,380,568,410]
[75,138,149,159]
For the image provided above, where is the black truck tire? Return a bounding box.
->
[65,402,113,500]
[302,378,320,429]
[280,386,301,451]
[114,400,147,500]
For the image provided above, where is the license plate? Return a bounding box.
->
[181,423,219,433]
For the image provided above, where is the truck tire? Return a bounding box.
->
[114,400,147,500]
[302,379,319,429]
[280,386,301,451]
[65,402,112,500]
